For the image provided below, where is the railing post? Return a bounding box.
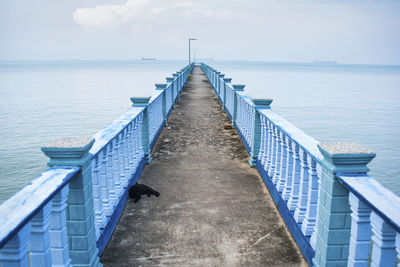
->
[41,137,102,267]
[222,78,232,110]
[130,96,152,164]
[155,84,168,126]
[248,98,273,167]
[313,142,375,267]
[232,85,245,128]
[214,71,220,91]
[217,74,225,98]
[172,74,179,102]
[177,71,182,91]
[166,77,175,108]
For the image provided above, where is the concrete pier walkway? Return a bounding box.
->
[101,67,306,266]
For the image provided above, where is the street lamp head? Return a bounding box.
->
[189,38,197,40]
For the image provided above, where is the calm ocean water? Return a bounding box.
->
[0,60,399,203]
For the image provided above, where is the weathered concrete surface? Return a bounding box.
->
[101,67,307,266]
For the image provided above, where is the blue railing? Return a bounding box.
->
[201,62,400,267]
[0,63,194,267]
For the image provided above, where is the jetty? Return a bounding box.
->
[0,63,399,267]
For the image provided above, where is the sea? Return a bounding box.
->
[0,60,399,203]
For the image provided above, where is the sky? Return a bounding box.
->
[0,0,399,64]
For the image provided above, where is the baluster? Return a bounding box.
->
[133,119,140,169]
[282,138,294,201]
[267,124,277,179]
[310,163,322,249]
[123,127,132,182]
[107,142,118,209]
[123,129,131,186]
[49,187,71,267]
[260,117,268,167]
[137,115,144,160]
[126,123,135,176]
[346,193,371,267]
[112,137,123,198]
[294,148,310,224]
[258,116,266,165]
[272,127,282,185]
[30,202,52,267]
[301,156,319,238]
[91,154,106,238]
[100,149,111,216]
[263,120,272,174]
[370,211,397,267]
[277,132,288,193]
[288,141,301,213]
[0,223,31,267]
[124,127,131,182]
[118,132,127,189]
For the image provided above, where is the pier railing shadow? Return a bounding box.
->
[0,63,194,267]
[201,62,400,267]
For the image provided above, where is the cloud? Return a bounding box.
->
[73,0,161,28]
[73,0,237,29]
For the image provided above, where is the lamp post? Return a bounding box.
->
[189,38,197,65]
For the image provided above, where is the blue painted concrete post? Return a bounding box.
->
[155,84,168,126]
[130,96,152,164]
[222,78,232,111]
[41,137,102,267]
[166,77,175,109]
[217,74,225,98]
[231,84,245,128]
[176,71,182,92]
[172,74,179,102]
[214,71,220,92]
[313,142,375,267]
[248,98,273,167]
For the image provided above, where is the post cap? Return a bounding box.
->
[166,77,175,82]
[223,78,232,83]
[41,137,95,167]
[318,142,376,174]
[232,84,245,90]
[218,74,225,78]
[155,83,167,90]
[130,96,151,107]
[172,73,179,77]
[252,98,273,109]
[216,71,221,74]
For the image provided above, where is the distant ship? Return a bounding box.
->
[313,61,337,65]
[141,57,156,61]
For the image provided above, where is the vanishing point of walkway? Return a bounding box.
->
[101,67,306,266]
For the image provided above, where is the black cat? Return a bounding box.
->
[129,183,160,203]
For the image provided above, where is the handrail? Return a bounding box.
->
[338,174,400,266]
[90,106,145,157]
[339,174,400,233]
[259,109,323,163]
[0,167,80,248]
